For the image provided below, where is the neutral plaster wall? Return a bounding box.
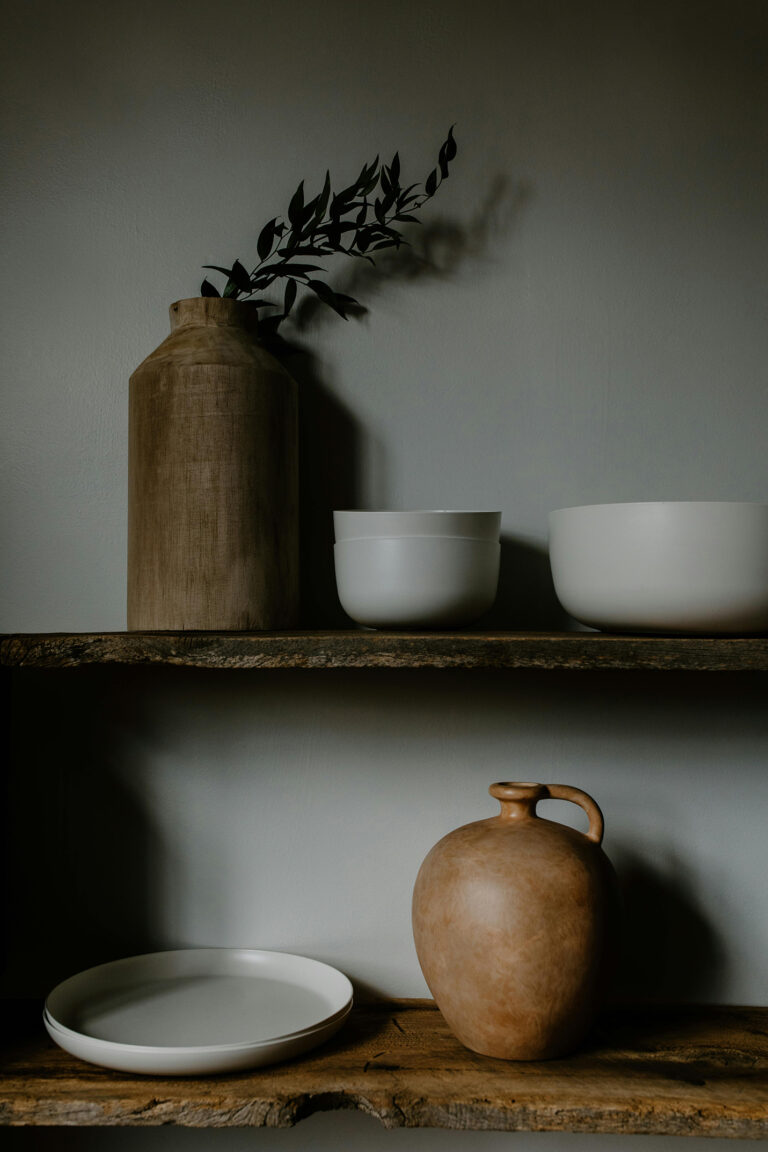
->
[2,1,768,1149]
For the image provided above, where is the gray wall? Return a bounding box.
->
[2,1,767,1149]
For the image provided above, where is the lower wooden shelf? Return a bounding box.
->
[2,1000,767,1135]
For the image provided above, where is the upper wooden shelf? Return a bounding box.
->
[2,1000,767,1134]
[2,630,768,671]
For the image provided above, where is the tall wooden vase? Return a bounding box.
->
[128,297,299,630]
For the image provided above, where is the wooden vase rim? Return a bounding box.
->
[169,297,262,332]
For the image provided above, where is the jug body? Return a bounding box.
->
[412,782,617,1060]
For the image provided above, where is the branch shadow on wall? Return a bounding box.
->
[610,848,728,1004]
[266,176,530,626]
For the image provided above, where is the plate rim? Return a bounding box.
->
[44,947,354,1054]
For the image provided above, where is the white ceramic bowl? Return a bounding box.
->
[549,501,768,634]
[334,536,500,628]
[334,510,501,542]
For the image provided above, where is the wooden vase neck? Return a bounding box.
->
[170,297,260,332]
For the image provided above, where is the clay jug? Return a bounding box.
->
[128,298,298,630]
[412,781,617,1060]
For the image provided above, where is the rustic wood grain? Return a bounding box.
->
[127,298,299,631]
[2,631,768,671]
[1,1001,767,1134]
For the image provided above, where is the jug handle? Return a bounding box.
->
[545,784,604,845]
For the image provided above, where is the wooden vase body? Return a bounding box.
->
[412,782,616,1060]
[128,298,298,630]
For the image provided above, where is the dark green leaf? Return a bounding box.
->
[425,168,438,196]
[314,171,332,222]
[200,278,220,297]
[356,202,368,225]
[368,224,401,240]
[374,198,385,224]
[381,187,397,215]
[283,278,297,316]
[257,219,276,262]
[394,213,421,224]
[203,264,235,276]
[273,262,325,276]
[334,292,360,306]
[305,278,349,318]
[301,194,320,226]
[444,124,457,161]
[331,183,358,216]
[317,221,357,240]
[277,245,331,258]
[223,279,240,298]
[357,156,378,185]
[249,299,279,308]
[380,169,392,197]
[361,174,379,196]
[288,180,305,226]
[230,259,251,292]
[438,144,450,180]
[390,151,400,183]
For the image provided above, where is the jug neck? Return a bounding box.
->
[489,781,547,821]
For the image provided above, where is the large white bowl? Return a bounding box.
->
[549,501,768,634]
[334,536,500,628]
[334,510,501,542]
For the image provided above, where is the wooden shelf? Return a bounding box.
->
[1,1000,767,1134]
[2,630,768,671]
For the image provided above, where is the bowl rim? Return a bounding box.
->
[550,500,768,516]
[333,509,502,515]
[334,536,501,545]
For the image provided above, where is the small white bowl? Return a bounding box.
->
[549,501,768,634]
[334,536,500,628]
[334,510,501,542]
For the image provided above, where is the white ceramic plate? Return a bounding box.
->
[44,948,353,1075]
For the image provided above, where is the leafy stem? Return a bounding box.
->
[200,126,457,334]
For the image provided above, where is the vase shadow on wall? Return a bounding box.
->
[276,344,370,627]
[267,176,530,627]
[3,668,164,996]
[610,848,727,1004]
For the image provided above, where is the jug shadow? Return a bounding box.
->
[2,667,165,996]
[610,848,728,1004]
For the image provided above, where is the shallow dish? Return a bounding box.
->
[334,510,501,542]
[44,948,353,1075]
[334,536,500,628]
[549,501,768,634]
